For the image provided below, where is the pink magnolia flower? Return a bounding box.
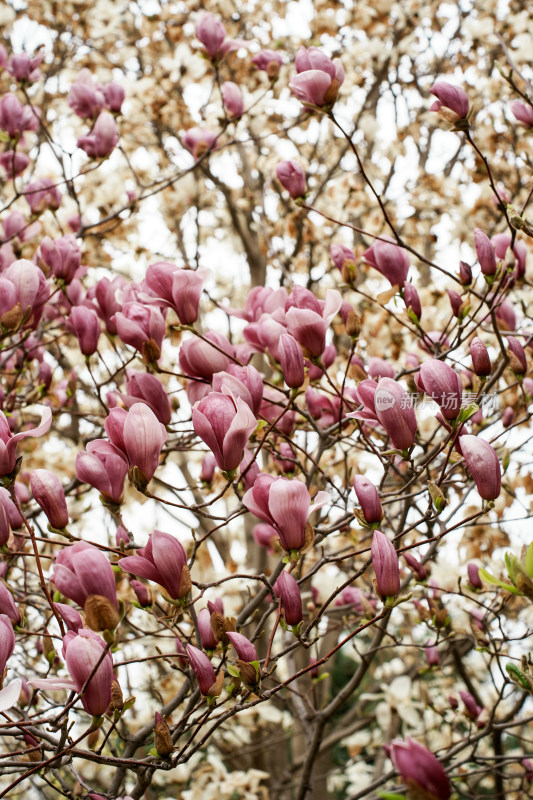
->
[306,388,341,428]
[39,235,81,283]
[78,112,119,158]
[0,151,30,178]
[4,259,49,328]
[90,275,127,334]
[474,229,497,276]
[491,233,527,280]
[353,475,383,524]
[375,378,417,449]
[0,406,52,477]
[221,81,244,119]
[429,81,469,119]
[0,614,15,674]
[7,52,44,83]
[55,602,83,632]
[114,301,166,361]
[144,261,206,324]
[118,370,171,426]
[195,12,245,61]
[68,69,105,118]
[403,282,422,319]
[179,331,234,380]
[67,307,101,356]
[243,473,328,552]
[330,243,356,273]
[389,738,451,800]
[103,82,125,113]
[24,177,62,214]
[182,127,218,160]
[278,333,305,388]
[508,336,527,374]
[226,631,258,662]
[367,357,395,381]
[276,160,306,199]
[52,541,118,612]
[418,359,463,420]
[372,530,400,599]
[273,571,302,626]
[30,469,68,529]
[227,285,288,322]
[211,364,263,417]
[459,434,501,500]
[197,608,218,650]
[0,94,40,139]
[76,440,128,504]
[186,644,219,696]
[192,392,257,472]
[290,46,344,107]
[253,523,279,551]
[362,238,410,286]
[285,289,342,358]
[511,101,533,128]
[106,403,167,486]
[0,582,20,624]
[119,529,190,600]
[252,49,283,78]
[63,630,113,716]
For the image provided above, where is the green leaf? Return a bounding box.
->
[478,568,521,595]
[123,696,136,711]
[227,664,241,678]
[524,542,533,577]
[456,402,479,425]
[377,793,406,800]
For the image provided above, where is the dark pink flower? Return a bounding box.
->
[186,644,218,696]
[389,738,451,800]
[63,630,113,716]
[459,434,501,500]
[273,571,302,626]
[30,469,68,529]
[119,529,190,600]
[68,69,105,118]
[76,440,128,504]
[226,631,258,662]
[511,101,533,128]
[419,359,463,420]
[78,112,119,158]
[276,160,306,199]
[7,52,44,83]
[371,530,400,598]
[222,81,244,119]
[144,261,206,324]
[39,235,81,283]
[103,82,125,113]
[179,331,234,380]
[192,392,257,472]
[107,403,167,485]
[119,370,171,426]
[52,541,118,612]
[353,475,382,524]
[0,151,30,178]
[474,229,497,276]
[114,302,165,361]
[373,378,417,450]
[362,238,410,287]
[243,473,328,552]
[0,406,52,477]
[24,177,61,214]
[252,49,283,78]
[67,307,101,356]
[182,127,218,160]
[211,364,263,417]
[0,614,15,674]
[429,81,469,119]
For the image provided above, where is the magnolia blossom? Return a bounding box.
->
[78,112,119,158]
[459,435,501,500]
[192,392,257,472]
[289,46,344,107]
[0,406,52,477]
[389,738,451,800]
[105,403,167,486]
[243,473,328,552]
[119,529,191,600]
[429,81,469,119]
[362,238,410,286]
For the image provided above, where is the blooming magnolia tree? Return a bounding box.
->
[0,1,533,798]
